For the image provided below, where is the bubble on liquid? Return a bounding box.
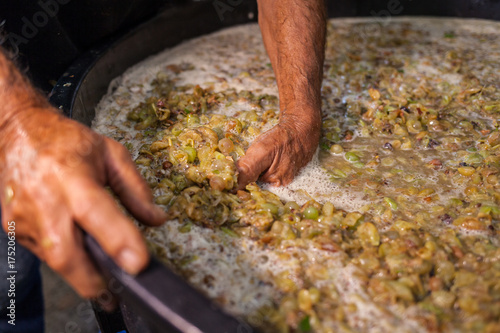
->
[263,150,370,211]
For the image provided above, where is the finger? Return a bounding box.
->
[3,186,41,242]
[260,155,297,186]
[237,138,276,189]
[12,188,107,299]
[260,172,283,187]
[41,222,106,299]
[67,177,150,275]
[103,137,166,226]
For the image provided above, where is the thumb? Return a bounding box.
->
[237,138,275,189]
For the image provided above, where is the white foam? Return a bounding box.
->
[145,220,285,316]
[263,150,370,211]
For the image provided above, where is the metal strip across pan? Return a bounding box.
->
[85,233,255,333]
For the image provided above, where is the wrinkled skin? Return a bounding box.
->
[238,110,321,187]
[238,0,326,188]
[0,52,166,305]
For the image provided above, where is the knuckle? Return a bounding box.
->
[72,192,97,219]
[237,160,251,174]
[109,138,130,159]
[46,248,72,273]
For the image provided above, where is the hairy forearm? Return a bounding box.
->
[0,48,56,171]
[257,0,326,118]
[237,2,326,187]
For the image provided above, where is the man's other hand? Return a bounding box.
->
[237,108,321,188]
[0,108,166,302]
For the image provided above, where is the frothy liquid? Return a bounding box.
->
[263,151,371,211]
[93,17,500,332]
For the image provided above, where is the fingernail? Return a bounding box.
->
[118,248,144,275]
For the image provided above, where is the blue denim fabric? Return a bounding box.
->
[0,210,44,333]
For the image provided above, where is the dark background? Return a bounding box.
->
[330,0,500,19]
[1,0,499,93]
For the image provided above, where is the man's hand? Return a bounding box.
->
[237,108,321,187]
[0,51,166,303]
[1,109,166,301]
[238,0,326,188]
